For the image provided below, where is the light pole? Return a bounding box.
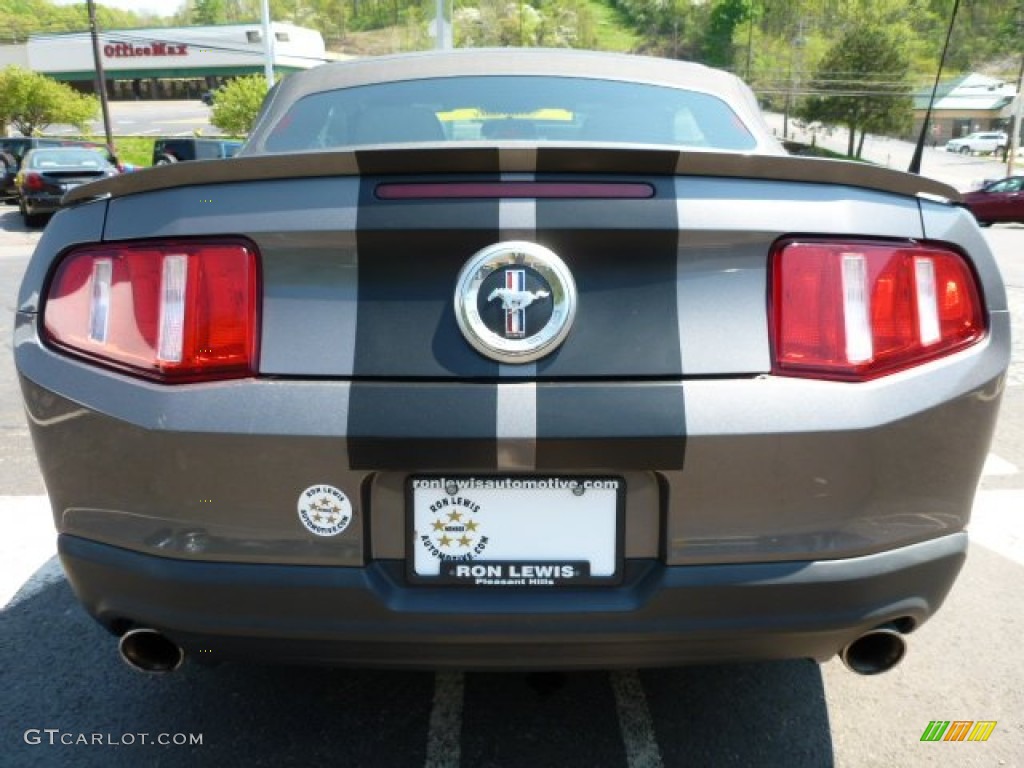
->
[261,0,274,90]
[782,24,805,140]
[434,0,452,49]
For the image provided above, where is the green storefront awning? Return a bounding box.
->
[48,65,307,81]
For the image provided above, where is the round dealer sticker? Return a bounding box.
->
[297,485,353,537]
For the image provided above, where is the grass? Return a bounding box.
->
[76,135,156,168]
[579,0,640,52]
[49,135,157,167]
[782,139,872,163]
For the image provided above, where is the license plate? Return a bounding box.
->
[408,476,623,586]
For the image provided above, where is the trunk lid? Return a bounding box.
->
[93,147,944,380]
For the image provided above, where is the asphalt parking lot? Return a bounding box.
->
[1,200,1023,767]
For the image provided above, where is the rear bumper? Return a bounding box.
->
[23,192,62,214]
[61,532,967,669]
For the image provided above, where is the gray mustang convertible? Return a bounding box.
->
[14,49,1009,675]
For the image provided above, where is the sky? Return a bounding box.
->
[52,0,183,17]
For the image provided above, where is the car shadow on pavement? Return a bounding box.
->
[639,663,833,766]
[2,560,834,767]
[0,206,36,233]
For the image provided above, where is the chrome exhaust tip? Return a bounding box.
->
[118,628,184,674]
[840,624,907,675]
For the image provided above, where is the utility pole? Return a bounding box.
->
[86,0,114,156]
[1008,59,1024,176]
[745,0,757,80]
[1007,9,1024,177]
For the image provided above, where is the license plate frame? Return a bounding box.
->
[406,476,625,587]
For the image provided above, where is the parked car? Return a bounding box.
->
[15,146,119,226]
[16,49,1008,676]
[944,131,1007,155]
[151,137,243,165]
[962,175,1024,225]
[0,150,17,202]
[1,137,120,202]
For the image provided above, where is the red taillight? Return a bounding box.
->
[24,172,44,191]
[771,240,985,381]
[44,240,259,383]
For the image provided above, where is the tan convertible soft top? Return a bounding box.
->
[244,49,778,156]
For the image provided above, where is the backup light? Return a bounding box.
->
[771,239,985,381]
[44,240,259,383]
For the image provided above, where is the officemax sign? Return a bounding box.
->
[104,42,188,58]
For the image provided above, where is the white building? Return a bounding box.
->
[13,22,330,100]
[912,73,1018,144]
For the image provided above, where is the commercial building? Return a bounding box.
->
[913,73,1019,145]
[2,22,329,100]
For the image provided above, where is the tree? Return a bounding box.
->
[701,0,754,68]
[797,25,912,158]
[453,0,596,48]
[192,0,230,25]
[209,75,270,136]
[0,66,97,136]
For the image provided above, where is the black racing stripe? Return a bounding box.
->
[349,174,501,470]
[535,177,681,377]
[534,383,685,470]
[535,147,681,175]
[347,383,498,470]
[534,173,684,469]
[354,147,500,175]
[353,177,501,377]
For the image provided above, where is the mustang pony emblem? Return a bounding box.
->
[487,286,551,311]
[454,241,576,363]
[487,270,550,338]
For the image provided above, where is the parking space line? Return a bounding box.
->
[424,671,464,768]
[982,452,1019,477]
[610,670,664,768]
[0,495,56,609]
[970,489,1024,565]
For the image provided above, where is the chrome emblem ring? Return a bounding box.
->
[454,241,577,364]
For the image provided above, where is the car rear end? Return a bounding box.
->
[19,149,117,220]
[14,51,1010,673]
[20,170,99,217]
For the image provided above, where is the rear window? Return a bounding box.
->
[263,76,757,153]
[196,142,222,160]
[28,149,108,168]
[156,140,193,157]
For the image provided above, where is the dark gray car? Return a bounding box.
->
[14,49,1010,676]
